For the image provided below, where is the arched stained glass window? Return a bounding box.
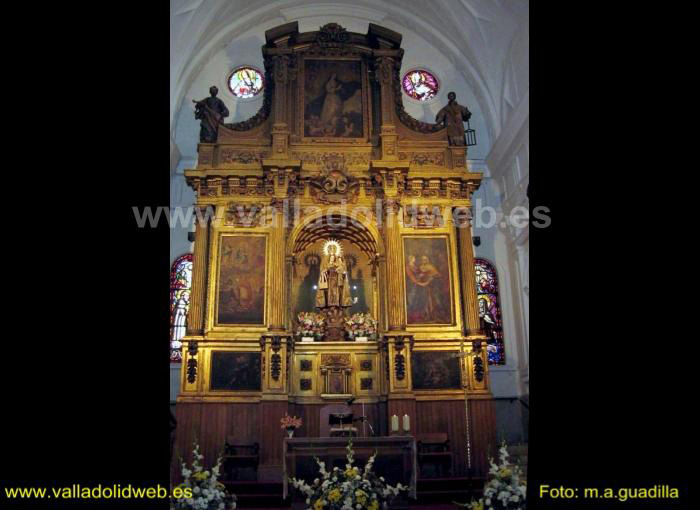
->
[170,254,193,362]
[402,69,439,101]
[474,259,506,365]
[228,66,264,99]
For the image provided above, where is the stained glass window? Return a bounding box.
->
[227,66,264,99]
[402,69,439,101]
[170,253,193,362]
[474,259,506,365]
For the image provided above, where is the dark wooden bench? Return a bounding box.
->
[222,437,260,481]
[416,432,453,478]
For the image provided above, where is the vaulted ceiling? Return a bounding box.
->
[170,0,528,171]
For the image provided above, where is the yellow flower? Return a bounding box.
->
[355,489,367,506]
[368,500,379,510]
[328,489,342,503]
[313,499,324,510]
[469,501,484,510]
[192,471,208,481]
[498,467,512,479]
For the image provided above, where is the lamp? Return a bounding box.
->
[464,121,477,147]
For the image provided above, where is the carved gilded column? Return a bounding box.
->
[383,198,405,330]
[268,200,287,331]
[454,207,481,334]
[270,54,293,158]
[375,55,398,160]
[186,205,213,335]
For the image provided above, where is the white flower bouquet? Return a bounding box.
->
[289,440,406,510]
[172,441,237,510]
[297,312,326,340]
[456,441,526,510]
[344,313,378,340]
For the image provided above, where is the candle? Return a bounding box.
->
[391,414,399,432]
[403,414,410,432]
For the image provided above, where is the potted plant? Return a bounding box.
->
[281,413,303,438]
[455,441,526,510]
[289,440,406,510]
[172,441,237,510]
[344,313,378,342]
[297,312,325,342]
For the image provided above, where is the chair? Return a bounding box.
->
[417,432,453,478]
[222,437,260,481]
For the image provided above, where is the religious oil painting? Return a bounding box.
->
[404,237,453,324]
[411,351,462,390]
[210,351,261,391]
[303,59,364,138]
[217,235,266,325]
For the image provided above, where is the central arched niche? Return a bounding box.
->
[290,213,381,319]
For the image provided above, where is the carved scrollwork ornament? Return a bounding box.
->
[309,156,359,204]
[395,353,406,381]
[186,342,198,384]
[271,353,282,381]
[474,356,484,383]
[315,23,350,47]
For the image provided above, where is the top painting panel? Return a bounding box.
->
[303,59,365,140]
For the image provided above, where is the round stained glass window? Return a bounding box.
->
[227,66,264,99]
[402,69,439,101]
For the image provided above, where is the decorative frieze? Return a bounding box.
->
[291,151,370,167]
[403,204,444,228]
[224,203,266,227]
[398,152,446,166]
[218,148,268,165]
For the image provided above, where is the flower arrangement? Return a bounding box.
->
[297,312,326,340]
[172,441,236,510]
[289,440,406,510]
[344,313,378,340]
[281,413,303,437]
[456,441,526,510]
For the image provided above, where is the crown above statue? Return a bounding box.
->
[322,239,343,256]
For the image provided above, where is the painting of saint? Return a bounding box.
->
[404,237,453,324]
[411,352,462,390]
[217,236,266,324]
[304,60,364,138]
[210,351,261,391]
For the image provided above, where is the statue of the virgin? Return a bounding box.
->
[315,239,353,308]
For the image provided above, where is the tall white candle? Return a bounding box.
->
[403,414,410,432]
[391,414,399,432]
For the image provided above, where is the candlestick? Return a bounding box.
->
[391,414,399,432]
[402,414,410,432]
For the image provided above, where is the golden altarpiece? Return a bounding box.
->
[175,22,495,483]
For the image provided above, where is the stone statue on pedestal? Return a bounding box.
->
[435,91,472,146]
[193,86,229,143]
